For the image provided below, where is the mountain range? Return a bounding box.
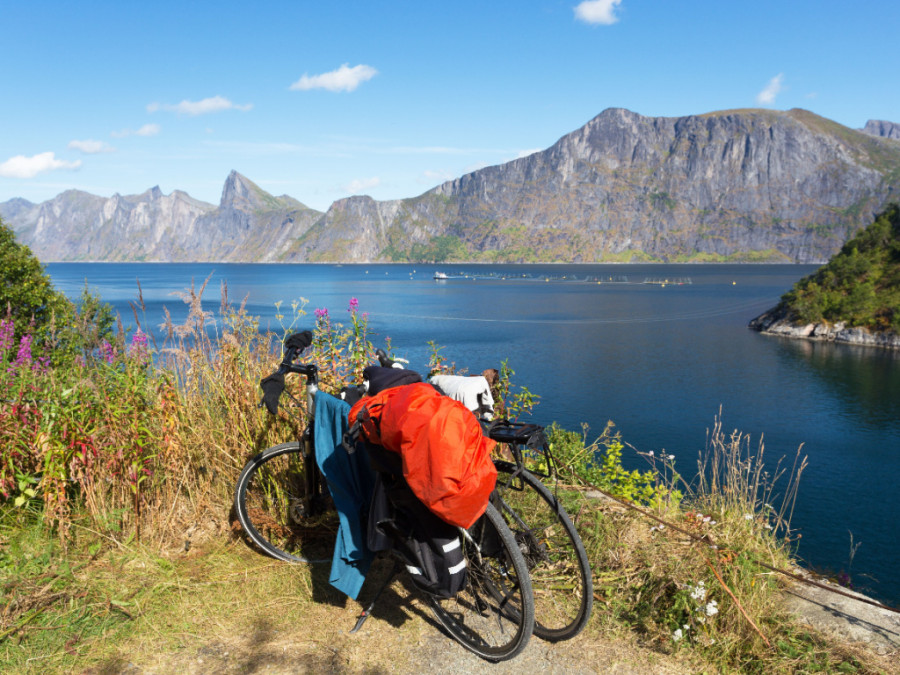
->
[3,108,900,264]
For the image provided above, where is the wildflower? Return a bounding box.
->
[744,513,753,520]
[314,307,328,319]
[130,329,149,360]
[704,600,719,616]
[13,334,33,367]
[650,524,665,532]
[647,450,654,457]
[348,297,360,313]
[667,454,675,460]
[672,628,683,642]
[99,340,115,364]
[688,581,707,602]
[0,319,13,352]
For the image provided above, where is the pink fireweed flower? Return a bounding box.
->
[13,334,33,367]
[314,307,328,319]
[0,319,13,353]
[130,329,149,360]
[98,339,115,364]
[348,297,359,313]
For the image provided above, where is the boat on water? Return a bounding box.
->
[434,271,448,280]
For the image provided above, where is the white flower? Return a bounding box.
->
[688,582,707,602]
[702,516,711,523]
[667,454,675,460]
[672,628,683,642]
[705,600,719,616]
[648,450,655,457]
[744,513,753,520]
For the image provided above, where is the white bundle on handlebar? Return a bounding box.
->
[428,374,495,421]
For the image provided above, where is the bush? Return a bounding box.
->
[780,204,900,330]
[0,216,72,349]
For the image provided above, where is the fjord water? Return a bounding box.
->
[47,262,900,606]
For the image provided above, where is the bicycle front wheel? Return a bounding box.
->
[428,502,535,662]
[493,461,593,641]
[233,442,337,563]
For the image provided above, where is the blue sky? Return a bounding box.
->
[2,0,899,212]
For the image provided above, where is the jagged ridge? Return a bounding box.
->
[3,108,900,263]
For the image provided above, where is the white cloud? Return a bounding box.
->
[111,123,161,138]
[574,0,623,25]
[290,64,378,92]
[756,74,784,106]
[0,152,82,178]
[69,139,115,154]
[344,176,381,194]
[147,95,252,116]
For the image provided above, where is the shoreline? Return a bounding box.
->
[749,309,900,351]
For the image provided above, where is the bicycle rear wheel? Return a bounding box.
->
[233,442,337,563]
[428,502,535,662]
[493,461,593,641]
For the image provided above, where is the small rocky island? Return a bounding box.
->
[750,204,900,350]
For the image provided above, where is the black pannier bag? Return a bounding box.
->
[365,442,467,599]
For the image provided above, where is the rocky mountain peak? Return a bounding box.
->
[861,120,900,140]
[220,170,261,209]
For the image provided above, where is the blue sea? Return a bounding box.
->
[47,262,900,606]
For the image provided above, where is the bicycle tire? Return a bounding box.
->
[233,442,337,563]
[427,502,535,662]
[493,461,593,641]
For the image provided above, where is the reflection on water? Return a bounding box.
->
[777,338,900,431]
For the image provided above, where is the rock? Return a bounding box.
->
[4,108,900,263]
[861,119,900,140]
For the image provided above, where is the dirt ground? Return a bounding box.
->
[84,566,900,675]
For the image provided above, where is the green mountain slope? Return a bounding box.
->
[779,204,900,331]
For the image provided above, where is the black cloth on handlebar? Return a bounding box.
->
[284,330,313,354]
[363,365,422,395]
[260,372,285,414]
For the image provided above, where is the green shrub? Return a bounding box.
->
[780,203,900,330]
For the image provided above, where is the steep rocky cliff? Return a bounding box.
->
[862,119,900,140]
[372,108,900,263]
[4,108,900,263]
[1,172,322,261]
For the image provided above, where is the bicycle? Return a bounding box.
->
[233,334,535,662]
[377,350,594,642]
[487,420,594,642]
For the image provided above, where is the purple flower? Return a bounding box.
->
[13,334,32,367]
[348,297,360,313]
[0,319,13,353]
[315,307,328,319]
[99,339,115,364]
[130,329,149,359]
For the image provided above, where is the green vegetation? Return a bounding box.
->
[1,244,892,672]
[383,234,468,263]
[779,203,900,331]
[0,217,70,346]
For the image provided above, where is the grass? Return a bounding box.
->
[1,283,896,673]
